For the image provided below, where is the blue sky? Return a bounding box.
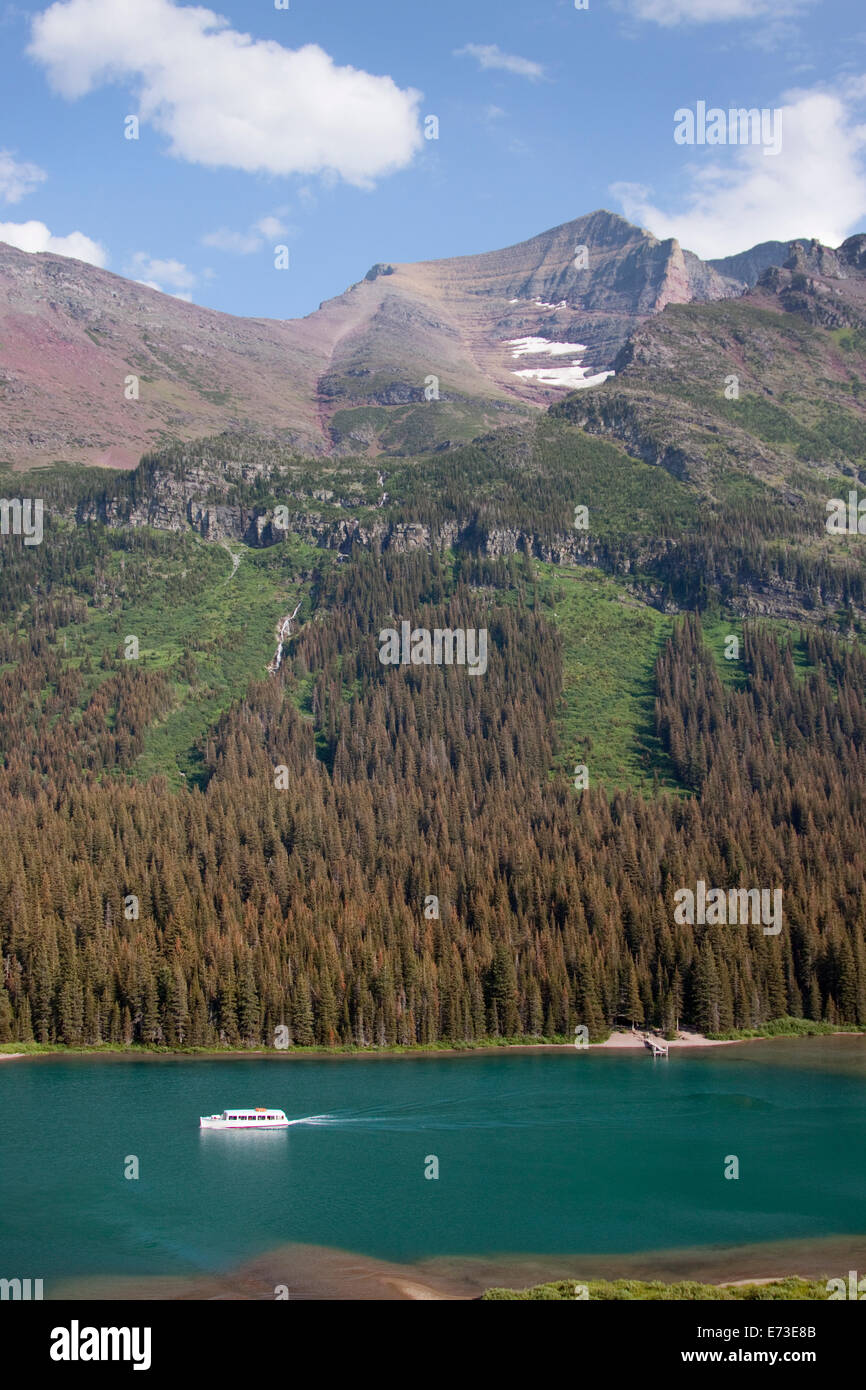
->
[1,0,865,317]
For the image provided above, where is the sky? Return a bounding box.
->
[1,0,865,318]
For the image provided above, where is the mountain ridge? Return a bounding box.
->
[0,209,791,470]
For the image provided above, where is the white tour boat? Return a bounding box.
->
[199,1107,289,1129]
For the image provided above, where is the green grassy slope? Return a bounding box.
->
[4,510,846,797]
[483,1276,833,1300]
[534,563,677,792]
[5,524,325,787]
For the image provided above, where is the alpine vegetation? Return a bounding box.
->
[6,0,866,1331]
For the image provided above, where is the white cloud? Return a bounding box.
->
[29,0,423,188]
[455,44,545,81]
[627,0,807,22]
[202,212,290,254]
[255,215,286,240]
[134,278,193,301]
[611,87,866,258]
[129,252,196,297]
[0,150,46,203]
[0,218,106,264]
[202,228,262,255]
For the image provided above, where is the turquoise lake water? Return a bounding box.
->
[1,1039,864,1289]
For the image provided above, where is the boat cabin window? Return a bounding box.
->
[219,1110,284,1120]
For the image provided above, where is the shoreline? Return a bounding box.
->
[1,1026,862,1063]
[48,1234,866,1302]
[7,1035,864,1302]
[592,1028,735,1049]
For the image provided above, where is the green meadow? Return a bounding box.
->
[31,527,324,786]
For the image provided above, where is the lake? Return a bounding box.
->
[2,1037,865,1298]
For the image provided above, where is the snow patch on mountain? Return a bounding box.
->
[513,364,615,388]
[505,336,614,390]
[508,336,587,357]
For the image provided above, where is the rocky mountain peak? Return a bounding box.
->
[783,239,847,279]
[839,235,866,272]
[0,214,802,468]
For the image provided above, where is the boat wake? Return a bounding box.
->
[284,1091,558,1132]
[285,1114,339,1126]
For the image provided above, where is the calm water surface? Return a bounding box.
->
[1,1038,864,1287]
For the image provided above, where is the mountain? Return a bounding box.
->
[708,240,792,287]
[2,217,866,1063]
[0,211,783,470]
[69,228,866,597]
[554,233,866,495]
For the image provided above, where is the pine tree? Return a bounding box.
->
[292,976,315,1047]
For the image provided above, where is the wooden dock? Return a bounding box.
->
[626,1022,670,1057]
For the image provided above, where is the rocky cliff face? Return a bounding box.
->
[754,236,866,330]
[75,461,831,628]
[553,233,866,493]
[75,468,609,562]
[708,241,793,288]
